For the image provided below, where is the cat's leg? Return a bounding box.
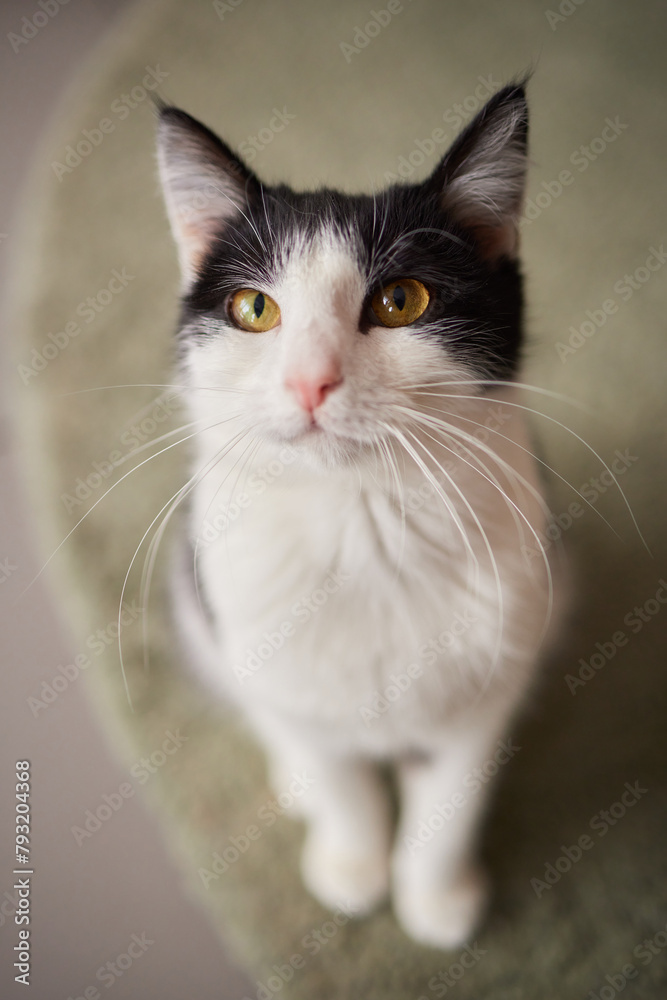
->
[299,752,392,915]
[392,714,514,948]
[251,714,392,914]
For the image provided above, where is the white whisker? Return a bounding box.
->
[394,425,506,695]
[119,427,250,705]
[18,412,244,599]
[408,387,649,553]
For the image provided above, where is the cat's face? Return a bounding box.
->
[157,84,528,469]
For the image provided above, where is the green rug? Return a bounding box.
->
[11,0,667,996]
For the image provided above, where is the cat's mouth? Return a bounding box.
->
[304,413,324,432]
[256,399,388,461]
[293,414,359,444]
[273,416,378,470]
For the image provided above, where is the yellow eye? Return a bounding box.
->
[371,278,430,328]
[229,289,281,332]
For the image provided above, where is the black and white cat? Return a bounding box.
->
[157,82,557,949]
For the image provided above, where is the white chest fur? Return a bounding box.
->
[185,391,551,757]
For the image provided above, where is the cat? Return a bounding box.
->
[156,80,559,949]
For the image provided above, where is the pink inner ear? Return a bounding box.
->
[175,210,227,281]
[181,228,206,270]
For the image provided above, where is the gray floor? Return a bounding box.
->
[0,2,252,997]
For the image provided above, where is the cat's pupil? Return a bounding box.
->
[253,293,265,318]
[393,285,406,311]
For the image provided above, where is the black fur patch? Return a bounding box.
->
[178,77,527,384]
[182,180,523,383]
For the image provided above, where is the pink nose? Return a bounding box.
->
[285,371,343,413]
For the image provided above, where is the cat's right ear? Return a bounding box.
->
[156,106,258,290]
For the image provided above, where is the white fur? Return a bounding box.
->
[171,230,556,948]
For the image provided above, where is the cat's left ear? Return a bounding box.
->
[156,106,259,289]
[427,82,528,261]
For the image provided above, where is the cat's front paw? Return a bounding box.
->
[300,830,390,915]
[393,864,489,949]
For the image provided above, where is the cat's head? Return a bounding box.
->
[157,83,528,469]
